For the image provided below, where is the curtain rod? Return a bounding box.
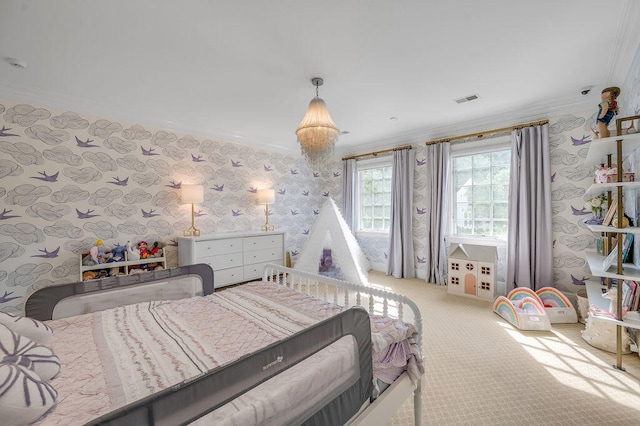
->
[341,144,412,161]
[425,119,549,146]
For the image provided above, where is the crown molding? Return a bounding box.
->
[335,96,594,157]
[607,0,640,85]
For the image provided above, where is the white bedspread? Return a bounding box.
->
[38,281,421,425]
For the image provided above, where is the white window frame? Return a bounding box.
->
[447,136,511,248]
[355,156,393,237]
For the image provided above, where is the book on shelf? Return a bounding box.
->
[623,280,636,309]
[633,281,640,311]
[622,234,634,263]
[602,197,618,226]
[604,280,639,311]
[603,245,618,271]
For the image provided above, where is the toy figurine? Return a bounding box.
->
[138,241,150,259]
[592,86,620,139]
[150,241,166,258]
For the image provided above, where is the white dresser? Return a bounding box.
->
[177,231,285,288]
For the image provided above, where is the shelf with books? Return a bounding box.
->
[583,122,640,370]
[586,252,640,280]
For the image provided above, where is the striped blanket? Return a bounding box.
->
[38,281,421,425]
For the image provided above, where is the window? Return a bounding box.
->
[356,158,392,233]
[450,140,510,239]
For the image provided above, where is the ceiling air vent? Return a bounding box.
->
[455,94,479,104]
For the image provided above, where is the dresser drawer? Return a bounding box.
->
[243,262,270,281]
[214,266,244,287]
[243,235,283,251]
[243,248,282,265]
[197,252,243,271]
[195,238,242,256]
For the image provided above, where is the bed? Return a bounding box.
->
[19,263,423,426]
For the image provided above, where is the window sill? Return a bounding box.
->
[356,231,390,238]
[446,235,507,248]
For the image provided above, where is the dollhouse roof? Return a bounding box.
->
[449,243,497,263]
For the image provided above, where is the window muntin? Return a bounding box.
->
[357,160,392,233]
[451,148,510,238]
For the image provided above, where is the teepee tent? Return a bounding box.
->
[294,198,370,285]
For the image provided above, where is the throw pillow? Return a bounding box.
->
[0,363,57,426]
[0,324,60,381]
[0,311,53,345]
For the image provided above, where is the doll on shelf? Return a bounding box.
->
[591,86,620,139]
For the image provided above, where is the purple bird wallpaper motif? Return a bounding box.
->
[31,171,59,182]
[141,146,159,155]
[31,247,60,258]
[108,176,129,186]
[0,125,19,137]
[0,209,20,220]
[76,136,98,147]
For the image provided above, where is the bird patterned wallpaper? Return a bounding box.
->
[1,53,639,315]
[0,98,353,313]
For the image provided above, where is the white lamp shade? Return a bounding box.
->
[257,189,275,205]
[182,184,204,204]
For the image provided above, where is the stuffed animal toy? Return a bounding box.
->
[126,241,140,261]
[150,241,166,258]
[82,254,96,266]
[89,240,110,264]
[111,243,127,261]
[138,241,150,259]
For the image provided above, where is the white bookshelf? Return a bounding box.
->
[584,133,640,165]
[583,130,640,370]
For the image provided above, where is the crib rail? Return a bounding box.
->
[263,263,423,347]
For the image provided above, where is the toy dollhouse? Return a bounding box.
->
[447,243,497,301]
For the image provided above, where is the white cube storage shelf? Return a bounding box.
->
[447,243,498,301]
[178,231,285,288]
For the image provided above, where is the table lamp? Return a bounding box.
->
[257,188,275,231]
[182,184,204,237]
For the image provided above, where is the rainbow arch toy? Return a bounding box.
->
[535,287,578,324]
[493,287,577,330]
[493,293,551,331]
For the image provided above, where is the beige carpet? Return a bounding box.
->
[364,271,640,426]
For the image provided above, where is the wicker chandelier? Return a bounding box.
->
[295,77,339,169]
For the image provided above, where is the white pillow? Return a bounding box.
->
[0,363,57,426]
[0,324,60,381]
[0,312,53,345]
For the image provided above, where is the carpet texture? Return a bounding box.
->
[364,271,640,426]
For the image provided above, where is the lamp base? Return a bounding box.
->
[183,227,201,237]
[261,224,274,232]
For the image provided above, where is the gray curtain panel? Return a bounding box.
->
[506,124,553,291]
[424,142,450,285]
[342,158,356,231]
[387,149,416,278]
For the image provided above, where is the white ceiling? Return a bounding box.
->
[1,1,639,158]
